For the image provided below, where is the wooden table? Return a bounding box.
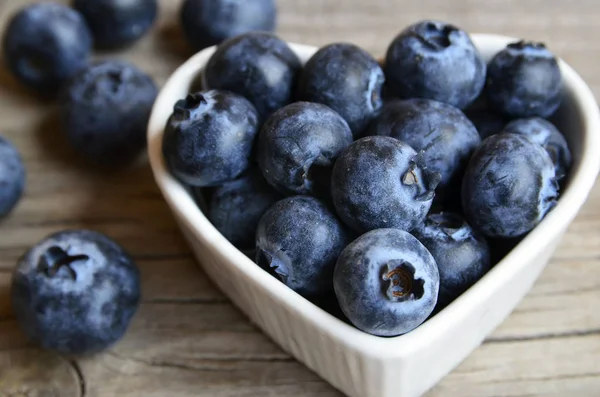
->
[1,0,599,396]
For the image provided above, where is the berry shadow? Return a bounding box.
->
[33,108,154,177]
[0,60,51,105]
[156,21,195,62]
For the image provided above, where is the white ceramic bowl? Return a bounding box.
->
[147,34,600,397]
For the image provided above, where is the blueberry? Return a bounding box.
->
[502,117,572,179]
[11,230,140,355]
[334,228,439,336]
[180,0,276,52]
[486,41,562,119]
[462,133,558,238]
[256,196,350,298]
[384,20,485,109]
[61,61,158,167]
[370,99,480,204]
[297,43,385,137]
[464,108,507,140]
[162,90,259,187]
[204,32,301,121]
[332,136,441,233]
[73,0,158,49]
[0,136,26,218]
[413,212,490,311]
[258,102,353,196]
[2,3,92,95]
[200,168,282,250]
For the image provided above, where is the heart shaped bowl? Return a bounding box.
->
[147,34,600,397]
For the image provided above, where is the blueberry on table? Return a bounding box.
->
[73,0,158,49]
[462,133,559,238]
[11,230,140,355]
[163,90,260,187]
[0,136,26,218]
[204,32,302,121]
[384,20,486,110]
[486,41,562,119]
[502,117,572,180]
[413,212,490,311]
[334,228,439,336]
[61,61,158,168]
[370,99,480,205]
[297,43,385,138]
[201,168,282,250]
[181,0,277,52]
[258,102,353,196]
[464,108,507,140]
[256,196,350,298]
[2,3,92,95]
[331,136,441,233]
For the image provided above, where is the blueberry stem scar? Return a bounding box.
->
[38,246,89,280]
[382,262,424,301]
[257,249,288,284]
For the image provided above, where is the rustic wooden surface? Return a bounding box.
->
[0,0,599,396]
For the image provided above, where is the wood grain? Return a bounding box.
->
[0,0,599,396]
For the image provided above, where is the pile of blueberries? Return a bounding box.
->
[163,22,571,337]
[0,0,277,355]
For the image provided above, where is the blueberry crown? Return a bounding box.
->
[403,151,442,202]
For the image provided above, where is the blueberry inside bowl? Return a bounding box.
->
[147,34,600,397]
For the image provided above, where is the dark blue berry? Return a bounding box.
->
[2,3,92,95]
[334,228,439,336]
[256,196,350,298]
[180,0,276,52]
[11,230,140,355]
[204,32,301,121]
[61,61,158,167]
[462,133,558,238]
[464,108,507,140]
[413,212,490,311]
[486,41,562,119]
[297,43,385,137]
[502,117,572,180]
[384,20,485,109]
[201,168,282,250]
[162,90,259,187]
[73,0,158,49]
[0,136,25,218]
[370,99,480,204]
[331,136,441,233]
[258,102,353,196]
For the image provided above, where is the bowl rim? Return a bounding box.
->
[147,33,600,359]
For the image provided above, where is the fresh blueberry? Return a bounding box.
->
[384,20,486,109]
[370,99,480,205]
[163,90,259,187]
[180,0,276,52]
[204,32,302,121]
[0,136,26,218]
[502,117,572,180]
[413,212,490,311]
[199,168,282,250]
[258,102,353,196]
[256,196,350,298]
[486,41,562,119]
[464,108,507,140]
[61,61,158,167]
[331,136,441,233]
[297,43,385,137]
[2,3,92,95]
[11,230,140,355]
[73,0,158,49]
[334,228,439,336]
[462,133,558,238]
